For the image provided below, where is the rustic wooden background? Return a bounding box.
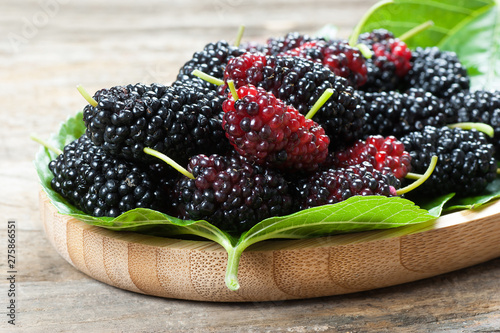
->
[1,0,500,331]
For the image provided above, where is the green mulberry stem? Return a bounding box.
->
[224,245,245,291]
[192,69,224,86]
[76,84,98,107]
[397,155,438,195]
[305,88,334,120]
[348,0,394,47]
[227,80,239,101]
[234,25,245,47]
[143,147,194,179]
[355,43,373,59]
[447,122,495,138]
[30,134,63,155]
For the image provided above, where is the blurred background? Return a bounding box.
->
[0,0,377,228]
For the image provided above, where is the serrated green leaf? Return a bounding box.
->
[35,112,439,291]
[240,196,434,245]
[33,112,236,249]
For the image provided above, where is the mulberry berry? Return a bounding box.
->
[403,47,470,99]
[222,52,366,149]
[176,153,294,233]
[49,135,171,218]
[279,40,368,87]
[83,82,229,165]
[359,88,455,138]
[358,29,412,92]
[222,85,330,171]
[295,162,400,210]
[400,126,497,197]
[177,40,246,91]
[332,135,411,179]
[265,32,318,56]
[449,90,500,158]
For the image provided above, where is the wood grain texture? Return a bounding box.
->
[3,0,500,330]
[40,190,500,302]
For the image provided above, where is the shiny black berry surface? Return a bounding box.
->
[400,126,497,197]
[83,82,229,165]
[176,154,294,234]
[49,135,171,218]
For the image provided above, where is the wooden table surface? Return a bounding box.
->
[1,0,500,331]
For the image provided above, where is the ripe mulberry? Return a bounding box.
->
[279,40,368,88]
[359,88,455,138]
[222,84,330,171]
[295,162,400,210]
[403,47,470,99]
[49,135,171,218]
[449,90,500,158]
[400,126,497,197]
[83,82,229,165]
[176,40,246,91]
[357,29,412,92]
[222,52,366,149]
[176,153,294,233]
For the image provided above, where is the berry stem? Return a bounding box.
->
[143,147,195,179]
[348,0,394,47]
[30,134,63,155]
[191,69,224,86]
[234,25,245,47]
[227,80,239,101]
[396,155,438,195]
[224,246,244,291]
[405,172,422,180]
[447,122,495,138]
[76,85,98,107]
[398,20,434,42]
[305,88,334,119]
[355,43,373,59]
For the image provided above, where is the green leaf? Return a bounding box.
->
[223,195,435,290]
[33,112,236,250]
[34,112,87,216]
[439,3,500,89]
[444,177,500,211]
[332,0,500,89]
[352,0,497,49]
[34,113,438,290]
[411,192,456,217]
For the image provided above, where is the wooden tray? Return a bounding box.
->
[39,190,500,302]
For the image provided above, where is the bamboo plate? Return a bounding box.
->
[39,190,500,302]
